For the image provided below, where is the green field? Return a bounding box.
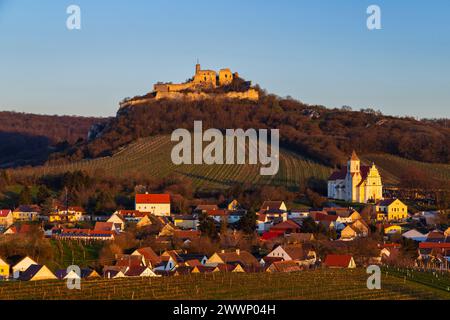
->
[13,135,332,190]
[0,269,449,300]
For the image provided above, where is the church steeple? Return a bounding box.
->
[351,150,360,161]
[348,150,360,174]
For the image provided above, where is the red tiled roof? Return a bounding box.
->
[261,230,284,241]
[136,194,170,204]
[324,254,353,268]
[206,209,228,216]
[94,222,114,231]
[419,243,450,249]
[315,213,338,222]
[0,209,12,217]
[270,220,301,231]
[380,243,401,249]
[173,230,201,240]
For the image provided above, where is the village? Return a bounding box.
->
[0,152,448,283]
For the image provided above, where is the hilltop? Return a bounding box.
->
[0,111,107,168]
[52,93,449,170]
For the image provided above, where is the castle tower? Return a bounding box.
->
[195,63,201,75]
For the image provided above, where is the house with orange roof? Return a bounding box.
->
[135,193,171,217]
[0,257,9,279]
[323,254,356,269]
[266,260,302,273]
[131,247,162,268]
[0,209,13,228]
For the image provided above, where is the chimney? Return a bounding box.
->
[236,249,240,255]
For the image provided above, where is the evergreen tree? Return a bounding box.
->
[238,209,257,234]
[198,212,218,240]
[19,186,33,205]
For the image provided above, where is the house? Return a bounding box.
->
[192,265,215,274]
[51,206,86,222]
[173,230,201,245]
[11,256,38,279]
[115,254,146,270]
[445,228,450,238]
[323,254,356,269]
[81,268,101,279]
[19,264,57,281]
[13,205,41,222]
[257,214,273,234]
[270,220,301,234]
[227,199,240,211]
[0,210,13,228]
[135,193,171,217]
[94,222,120,233]
[375,199,408,222]
[258,201,288,223]
[154,256,177,271]
[0,257,9,279]
[125,266,158,277]
[55,228,115,241]
[379,244,401,263]
[131,247,162,268]
[115,210,147,222]
[285,233,315,244]
[261,201,288,212]
[350,219,369,236]
[104,269,126,279]
[175,266,194,276]
[206,249,259,268]
[194,204,219,214]
[266,245,317,267]
[417,242,450,269]
[327,151,383,203]
[107,213,126,231]
[136,215,152,228]
[260,230,284,242]
[426,230,446,243]
[340,225,359,241]
[402,229,428,242]
[266,260,302,273]
[55,269,82,281]
[384,225,402,235]
[173,215,199,230]
[206,209,245,224]
[3,224,37,235]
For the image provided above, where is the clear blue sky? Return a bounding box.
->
[1,0,449,118]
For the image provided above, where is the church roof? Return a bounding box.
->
[351,150,360,161]
[328,166,370,182]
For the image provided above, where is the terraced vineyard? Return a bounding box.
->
[0,269,448,300]
[364,153,450,186]
[13,136,332,190]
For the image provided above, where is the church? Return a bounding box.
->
[327,151,383,203]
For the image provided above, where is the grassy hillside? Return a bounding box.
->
[0,269,448,300]
[13,136,332,191]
